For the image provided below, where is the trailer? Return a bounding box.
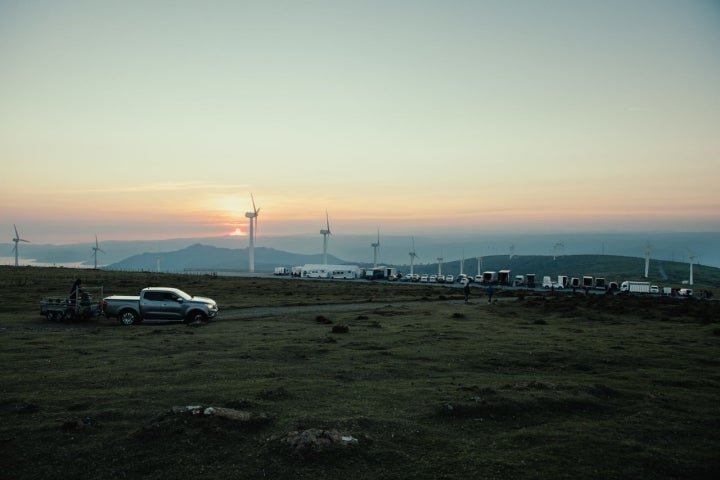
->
[498,270,512,286]
[620,281,650,293]
[525,274,536,288]
[570,277,581,288]
[557,275,569,288]
[274,266,290,275]
[331,267,360,279]
[594,277,606,290]
[481,271,498,285]
[40,286,104,322]
[582,276,593,289]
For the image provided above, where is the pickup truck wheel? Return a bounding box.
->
[186,311,207,324]
[119,310,139,326]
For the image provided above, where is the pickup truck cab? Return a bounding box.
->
[102,287,219,326]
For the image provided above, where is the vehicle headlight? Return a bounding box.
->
[207,303,218,310]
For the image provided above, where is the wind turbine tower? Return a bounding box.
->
[245,193,260,273]
[437,255,443,276]
[408,237,418,276]
[92,235,106,270]
[644,241,652,278]
[320,211,332,265]
[371,228,380,268]
[477,256,483,276]
[689,254,695,286]
[11,224,30,267]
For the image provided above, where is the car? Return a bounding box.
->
[546,282,563,290]
[445,275,454,283]
[420,274,429,283]
[429,275,437,283]
[650,285,660,294]
[437,275,445,283]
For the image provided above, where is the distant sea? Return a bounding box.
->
[0,257,89,269]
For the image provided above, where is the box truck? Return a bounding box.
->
[620,281,650,293]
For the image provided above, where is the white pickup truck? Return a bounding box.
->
[101,287,219,326]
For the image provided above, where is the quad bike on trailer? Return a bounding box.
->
[40,286,104,322]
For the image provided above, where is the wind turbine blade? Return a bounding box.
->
[325,211,331,234]
[14,224,19,238]
[251,193,257,214]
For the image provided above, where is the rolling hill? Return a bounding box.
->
[104,243,720,289]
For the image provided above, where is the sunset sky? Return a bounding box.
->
[1,0,719,245]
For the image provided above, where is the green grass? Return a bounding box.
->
[1,267,719,479]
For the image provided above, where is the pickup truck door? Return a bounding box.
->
[140,291,185,320]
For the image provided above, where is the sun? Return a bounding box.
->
[229,227,245,236]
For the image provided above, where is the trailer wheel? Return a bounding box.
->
[185,311,207,324]
[119,309,139,326]
[47,312,57,322]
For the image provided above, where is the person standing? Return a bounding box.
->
[69,278,82,303]
[487,284,494,303]
[463,281,471,303]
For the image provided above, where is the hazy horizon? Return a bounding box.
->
[2,1,719,244]
[3,230,718,269]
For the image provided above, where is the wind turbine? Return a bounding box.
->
[320,211,331,265]
[509,244,515,260]
[408,237,418,276]
[437,255,443,277]
[91,235,105,270]
[552,242,564,260]
[11,224,30,267]
[245,193,260,273]
[371,228,380,268]
[644,241,652,278]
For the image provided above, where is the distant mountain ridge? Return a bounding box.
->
[3,231,718,270]
[107,244,351,272]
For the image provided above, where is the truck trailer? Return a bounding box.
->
[620,281,650,293]
[498,270,512,286]
[482,271,498,285]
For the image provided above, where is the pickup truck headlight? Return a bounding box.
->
[207,303,218,311]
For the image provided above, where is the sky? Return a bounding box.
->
[1,0,719,245]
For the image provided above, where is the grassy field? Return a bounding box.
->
[1,266,719,479]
